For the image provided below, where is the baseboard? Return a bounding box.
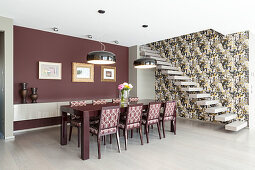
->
[4,135,15,141]
[14,124,61,135]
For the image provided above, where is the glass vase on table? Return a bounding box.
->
[119,89,129,106]
[118,82,133,107]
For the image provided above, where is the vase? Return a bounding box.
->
[20,83,28,104]
[30,88,38,103]
[120,89,129,104]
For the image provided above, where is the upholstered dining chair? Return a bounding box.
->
[160,101,176,137]
[93,99,107,105]
[142,102,162,143]
[119,103,143,150]
[89,106,121,159]
[91,99,109,145]
[129,97,139,103]
[69,101,87,147]
[112,98,121,103]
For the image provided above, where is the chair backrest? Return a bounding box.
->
[126,104,143,126]
[93,99,107,105]
[70,100,86,107]
[163,101,176,118]
[99,106,120,131]
[147,102,162,121]
[112,98,121,103]
[129,97,139,102]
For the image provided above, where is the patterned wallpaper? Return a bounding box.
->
[148,29,249,122]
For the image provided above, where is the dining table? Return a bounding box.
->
[60,99,159,160]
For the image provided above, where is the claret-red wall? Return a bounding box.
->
[14,26,129,104]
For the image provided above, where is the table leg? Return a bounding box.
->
[81,111,90,160]
[60,111,67,145]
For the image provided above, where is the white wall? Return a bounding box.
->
[129,45,155,100]
[0,16,14,139]
[249,32,255,129]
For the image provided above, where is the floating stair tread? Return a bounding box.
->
[157,65,180,70]
[225,121,247,131]
[189,93,210,98]
[196,100,219,106]
[162,70,183,75]
[181,87,203,91]
[168,76,191,80]
[140,46,151,50]
[205,106,227,113]
[146,56,166,62]
[215,113,237,122]
[157,61,172,66]
[140,51,161,57]
[140,48,160,54]
[174,82,198,86]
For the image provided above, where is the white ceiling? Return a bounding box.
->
[0,0,254,47]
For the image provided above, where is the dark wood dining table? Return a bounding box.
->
[60,99,158,160]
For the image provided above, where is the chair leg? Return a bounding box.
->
[124,129,128,150]
[157,122,162,139]
[151,125,153,129]
[69,126,73,141]
[162,121,165,138]
[78,126,81,147]
[110,134,112,144]
[97,136,101,159]
[139,126,143,145]
[145,125,149,143]
[104,136,106,145]
[131,129,133,138]
[116,129,121,153]
[173,120,176,135]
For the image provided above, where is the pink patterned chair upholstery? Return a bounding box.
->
[160,101,176,137]
[142,102,162,143]
[119,103,143,150]
[89,106,121,159]
[112,98,121,103]
[93,99,107,105]
[68,100,87,147]
[129,97,139,102]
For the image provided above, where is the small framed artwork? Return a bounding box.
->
[39,61,62,80]
[101,66,116,82]
[72,62,94,82]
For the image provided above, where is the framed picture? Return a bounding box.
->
[39,61,62,80]
[101,66,116,82]
[72,62,94,82]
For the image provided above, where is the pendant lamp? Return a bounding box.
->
[86,9,116,65]
[133,58,157,69]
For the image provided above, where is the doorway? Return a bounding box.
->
[0,32,4,138]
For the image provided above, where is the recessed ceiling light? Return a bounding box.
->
[142,25,148,28]
[98,10,105,14]
[52,27,58,32]
[113,40,119,44]
[87,35,93,39]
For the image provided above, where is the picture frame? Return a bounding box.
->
[101,66,116,82]
[39,61,62,80]
[72,62,94,82]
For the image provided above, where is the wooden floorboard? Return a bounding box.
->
[1,117,255,170]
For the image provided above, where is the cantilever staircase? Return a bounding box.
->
[139,45,247,132]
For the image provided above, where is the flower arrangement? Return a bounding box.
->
[118,82,133,91]
[118,82,133,103]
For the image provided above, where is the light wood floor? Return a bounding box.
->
[1,118,255,170]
